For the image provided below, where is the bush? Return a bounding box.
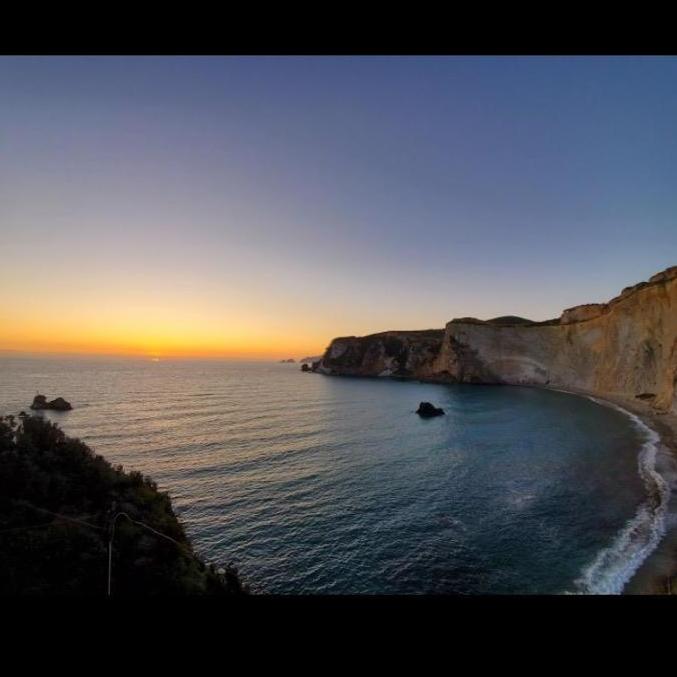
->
[0,415,248,596]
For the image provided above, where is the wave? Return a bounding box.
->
[571,397,670,594]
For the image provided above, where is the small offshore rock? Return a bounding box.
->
[416,402,445,418]
[30,394,73,411]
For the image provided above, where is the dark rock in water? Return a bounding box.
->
[301,363,311,372]
[279,358,295,363]
[30,394,72,411]
[30,395,48,410]
[416,402,445,418]
[48,397,72,411]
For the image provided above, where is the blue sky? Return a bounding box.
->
[1,56,676,355]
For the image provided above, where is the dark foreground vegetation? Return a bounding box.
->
[0,414,248,596]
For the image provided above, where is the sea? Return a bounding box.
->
[0,356,671,594]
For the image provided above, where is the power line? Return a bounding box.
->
[3,498,222,596]
[0,521,56,534]
[107,511,205,596]
[113,512,187,550]
[8,499,104,531]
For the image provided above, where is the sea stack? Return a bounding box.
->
[30,394,72,411]
[416,402,445,418]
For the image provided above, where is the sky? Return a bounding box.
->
[1,56,676,359]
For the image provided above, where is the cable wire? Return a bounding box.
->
[107,511,204,596]
[2,498,218,596]
[0,521,57,534]
[8,499,104,531]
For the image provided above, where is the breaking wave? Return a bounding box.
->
[572,397,670,594]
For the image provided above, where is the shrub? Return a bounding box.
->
[0,415,248,596]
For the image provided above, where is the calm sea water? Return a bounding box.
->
[0,357,667,594]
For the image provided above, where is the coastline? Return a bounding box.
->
[540,385,677,595]
[315,369,677,593]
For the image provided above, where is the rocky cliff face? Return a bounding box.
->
[316,330,444,378]
[316,266,677,414]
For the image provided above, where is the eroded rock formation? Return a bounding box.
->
[30,394,72,411]
[315,266,677,414]
[416,402,445,418]
[316,329,444,378]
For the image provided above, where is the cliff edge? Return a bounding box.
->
[316,266,677,414]
[316,329,444,379]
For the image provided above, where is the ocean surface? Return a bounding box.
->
[0,357,669,594]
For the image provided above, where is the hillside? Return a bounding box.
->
[0,414,248,596]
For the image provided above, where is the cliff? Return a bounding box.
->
[315,266,677,414]
[316,329,444,378]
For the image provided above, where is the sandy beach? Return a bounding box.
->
[543,385,677,595]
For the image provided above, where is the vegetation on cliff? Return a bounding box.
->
[0,414,248,596]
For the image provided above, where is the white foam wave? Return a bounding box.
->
[571,396,670,594]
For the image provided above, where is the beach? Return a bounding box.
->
[543,385,677,594]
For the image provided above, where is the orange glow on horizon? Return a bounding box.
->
[0,256,402,361]
[0,311,328,360]
[0,333,327,360]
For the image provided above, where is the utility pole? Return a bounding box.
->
[106,501,117,597]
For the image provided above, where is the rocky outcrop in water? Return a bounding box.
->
[416,402,445,418]
[316,266,677,414]
[30,394,72,411]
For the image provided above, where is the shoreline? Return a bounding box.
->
[452,381,677,594]
[540,385,677,595]
[316,370,677,593]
